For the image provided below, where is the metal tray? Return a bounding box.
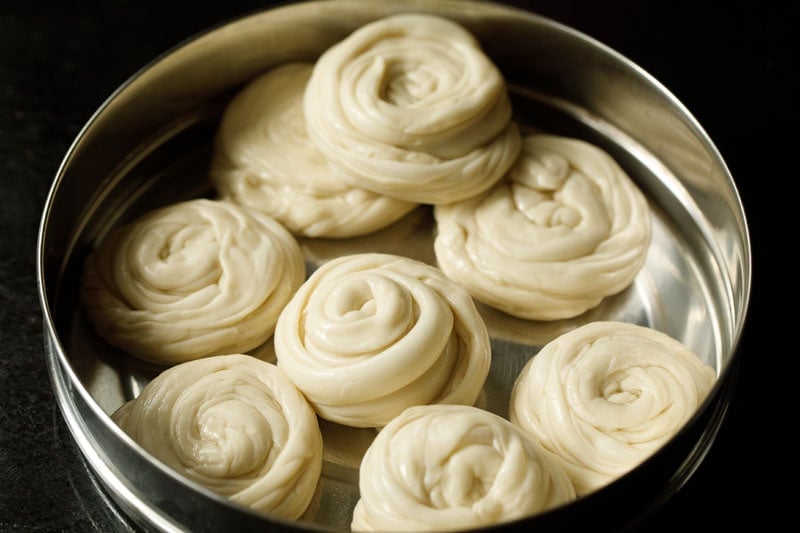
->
[37,1,751,531]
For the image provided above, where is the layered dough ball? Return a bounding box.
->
[210,62,417,238]
[509,321,716,495]
[351,404,576,531]
[274,253,491,428]
[303,13,521,204]
[434,134,652,321]
[80,198,305,365]
[112,354,323,520]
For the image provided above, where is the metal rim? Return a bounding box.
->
[36,1,752,531]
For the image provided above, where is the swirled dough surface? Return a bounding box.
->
[434,133,652,321]
[112,354,323,520]
[509,321,716,496]
[211,62,417,238]
[274,253,491,428]
[80,198,305,365]
[303,13,521,204]
[351,404,576,531]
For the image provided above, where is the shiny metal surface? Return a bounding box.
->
[37,0,751,531]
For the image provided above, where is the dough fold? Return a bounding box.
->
[509,321,716,495]
[80,198,305,364]
[351,404,576,531]
[434,134,651,320]
[112,354,323,520]
[303,13,521,204]
[274,253,491,428]
[211,62,417,238]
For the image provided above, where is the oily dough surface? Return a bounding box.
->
[508,321,716,496]
[210,62,417,238]
[351,404,576,531]
[274,253,491,428]
[303,13,521,204]
[434,133,652,321]
[80,198,305,365]
[112,354,323,520]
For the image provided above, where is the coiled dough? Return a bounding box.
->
[274,253,491,428]
[434,134,652,320]
[509,321,716,495]
[112,354,323,520]
[211,62,417,238]
[80,198,305,365]
[351,404,576,531]
[303,13,521,204]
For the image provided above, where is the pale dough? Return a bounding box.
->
[351,404,576,531]
[274,253,491,428]
[508,321,716,496]
[303,13,521,204]
[434,133,652,321]
[112,354,323,520]
[210,62,417,238]
[80,198,305,365]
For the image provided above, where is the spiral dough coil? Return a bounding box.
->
[509,321,716,495]
[80,198,305,365]
[434,134,652,321]
[274,253,491,428]
[303,13,521,204]
[112,354,323,520]
[351,404,576,531]
[210,62,417,238]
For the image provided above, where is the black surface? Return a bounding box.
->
[0,0,792,531]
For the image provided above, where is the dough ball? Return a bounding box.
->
[434,134,652,321]
[211,62,417,238]
[351,404,576,531]
[81,198,305,364]
[509,321,716,495]
[274,253,491,428]
[304,13,521,204]
[112,354,323,520]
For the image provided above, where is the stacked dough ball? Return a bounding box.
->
[78,12,717,532]
[301,13,521,205]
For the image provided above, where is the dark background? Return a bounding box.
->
[0,0,792,531]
